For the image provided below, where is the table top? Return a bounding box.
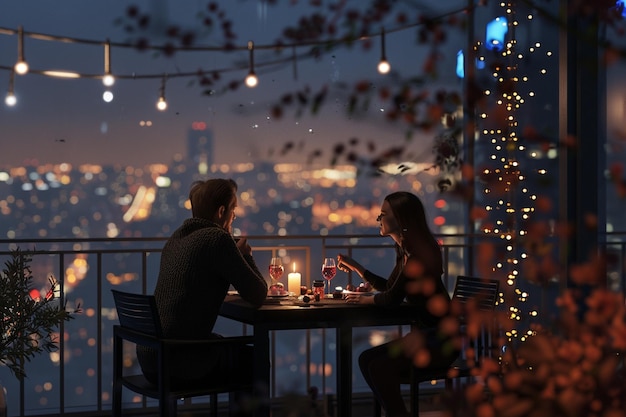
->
[220,294,421,330]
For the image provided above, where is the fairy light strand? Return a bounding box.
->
[479,3,550,343]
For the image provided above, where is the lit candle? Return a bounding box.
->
[287,262,301,296]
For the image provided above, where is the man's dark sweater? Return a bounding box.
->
[137,217,267,383]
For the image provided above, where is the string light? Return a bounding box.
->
[5,70,16,106]
[245,40,258,88]
[377,27,391,74]
[102,39,115,87]
[14,25,29,75]
[0,5,473,92]
[156,75,167,111]
[0,5,483,114]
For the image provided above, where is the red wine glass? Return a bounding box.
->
[268,257,284,285]
[321,257,337,296]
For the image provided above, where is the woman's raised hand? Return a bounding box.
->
[337,254,358,273]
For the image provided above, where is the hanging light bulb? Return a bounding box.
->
[156,75,168,111]
[102,39,115,87]
[377,28,391,74]
[14,26,29,75]
[5,93,16,107]
[157,96,167,111]
[102,90,114,103]
[5,71,16,107]
[245,40,258,88]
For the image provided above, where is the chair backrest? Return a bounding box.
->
[111,289,163,338]
[452,275,499,312]
[451,276,500,362]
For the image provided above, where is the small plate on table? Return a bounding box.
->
[267,293,290,298]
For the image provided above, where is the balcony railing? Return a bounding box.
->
[0,232,623,416]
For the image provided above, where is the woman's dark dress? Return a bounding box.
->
[359,252,457,416]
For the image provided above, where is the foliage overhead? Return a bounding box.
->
[117,0,470,176]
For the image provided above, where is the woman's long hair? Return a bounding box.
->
[384,191,443,277]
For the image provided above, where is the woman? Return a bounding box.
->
[137,178,268,385]
[338,191,456,417]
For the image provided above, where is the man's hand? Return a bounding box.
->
[236,237,252,256]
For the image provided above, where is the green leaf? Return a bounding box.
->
[0,248,78,380]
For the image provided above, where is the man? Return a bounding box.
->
[137,178,267,385]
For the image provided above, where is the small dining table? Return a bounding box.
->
[219,294,422,417]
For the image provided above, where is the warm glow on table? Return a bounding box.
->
[287,262,301,295]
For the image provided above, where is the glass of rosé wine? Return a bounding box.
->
[268,257,284,285]
[321,257,337,296]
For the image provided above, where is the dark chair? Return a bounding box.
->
[111,289,254,417]
[374,275,500,416]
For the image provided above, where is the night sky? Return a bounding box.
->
[0,0,464,167]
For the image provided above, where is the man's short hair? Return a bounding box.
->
[189,178,237,220]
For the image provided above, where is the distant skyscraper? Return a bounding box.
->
[187,122,214,175]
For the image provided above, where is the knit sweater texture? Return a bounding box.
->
[137,217,267,382]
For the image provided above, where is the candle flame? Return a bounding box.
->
[293,262,296,273]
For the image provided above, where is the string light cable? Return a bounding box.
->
[156,75,167,111]
[102,38,115,87]
[5,70,16,106]
[14,25,28,75]
[377,27,391,74]
[245,40,258,88]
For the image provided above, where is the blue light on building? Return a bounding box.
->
[486,16,508,52]
[617,0,626,18]
[456,50,486,79]
[456,50,464,78]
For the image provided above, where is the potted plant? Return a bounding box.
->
[0,248,80,414]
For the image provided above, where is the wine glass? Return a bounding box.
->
[268,257,284,285]
[321,257,337,296]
